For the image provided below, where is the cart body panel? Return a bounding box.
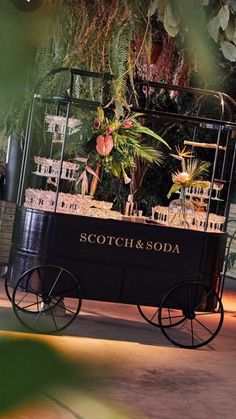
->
[7,206,227,307]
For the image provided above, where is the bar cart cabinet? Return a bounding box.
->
[6,68,236,349]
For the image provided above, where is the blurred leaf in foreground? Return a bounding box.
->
[0,336,131,418]
[0,337,89,414]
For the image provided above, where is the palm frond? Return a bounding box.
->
[132,126,170,148]
[135,144,164,165]
[186,159,210,179]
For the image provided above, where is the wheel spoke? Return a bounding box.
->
[15,292,29,306]
[32,308,45,328]
[15,300,43,311]
[48,268,63,297]
[150,309,159,322]
[190,319,194,347]
[56,302,77,316]
[189,330,204,344]
[194,288,213,312]
[48,306,59,331]
[194,317,214,335]
[27,288,43,298]
[161,314,184,320]
[51,286,79,297]
[178,318,189,331]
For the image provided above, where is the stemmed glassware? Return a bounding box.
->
[212,180,225,201]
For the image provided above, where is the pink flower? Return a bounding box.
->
[96,135,114,156]
[123,173,131,184]
[93,118,101,129]
[105,126,112,135]
[123,119,133,129]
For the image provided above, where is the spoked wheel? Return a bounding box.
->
[158,281,224,349]
[137,305,185,328]
[12,265,82,334]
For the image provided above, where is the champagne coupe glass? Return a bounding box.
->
[212,180,225,201]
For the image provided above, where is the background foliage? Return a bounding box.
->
[0,0,236,207]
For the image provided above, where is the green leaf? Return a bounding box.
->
[207,15,220,42]
[156,0,166,22]
[225,20,236,44]
[163,21,179,37]
[218,5,229,31]
[230,0,236,13]
[97,106,105,122]
[0,338,90,414]
[110,160,121,178]
[163,2,180,37]
[149,0,158,17]
[164,2,180,27]
[114,100,124,118]
[135,145,164,164]
[191,180,211,189]
[167,183,181,199]
[130,113,144,120]
[220,40,236,61]
[132,126,170,148]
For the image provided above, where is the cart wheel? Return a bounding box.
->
[12,265,82,334]
[158,281,224,349]
[137,305,185,328]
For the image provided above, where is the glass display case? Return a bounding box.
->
[131,80,236,233]
[17,68,236,233]
[17,68,121,220]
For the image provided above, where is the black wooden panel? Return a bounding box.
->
[8,207,228,305]
[50,211,205,274]
[120,268,197,306]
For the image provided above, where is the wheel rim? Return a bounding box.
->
[12,265,82,334]
[158,281,224,349]
[137,305,185,328]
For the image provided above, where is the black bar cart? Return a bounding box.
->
[6,68,236,349]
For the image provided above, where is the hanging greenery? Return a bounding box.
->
[1,0,236,146]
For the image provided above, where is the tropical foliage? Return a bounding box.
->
[167,146,211,199]
[75,108,169,196]
[1,0,236,206]
[2,0,236,139]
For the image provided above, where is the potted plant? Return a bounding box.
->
[167,147,210,228]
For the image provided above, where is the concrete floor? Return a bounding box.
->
[0,278,235,418]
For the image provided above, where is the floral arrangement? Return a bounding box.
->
[167,146,210,199]
[76,107,169,196]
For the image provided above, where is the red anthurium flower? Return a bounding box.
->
[96,135,114,156]
[123,119,133,129]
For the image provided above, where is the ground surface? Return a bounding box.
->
[0,278,235,418]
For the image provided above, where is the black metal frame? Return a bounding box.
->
[17,67,236,227]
